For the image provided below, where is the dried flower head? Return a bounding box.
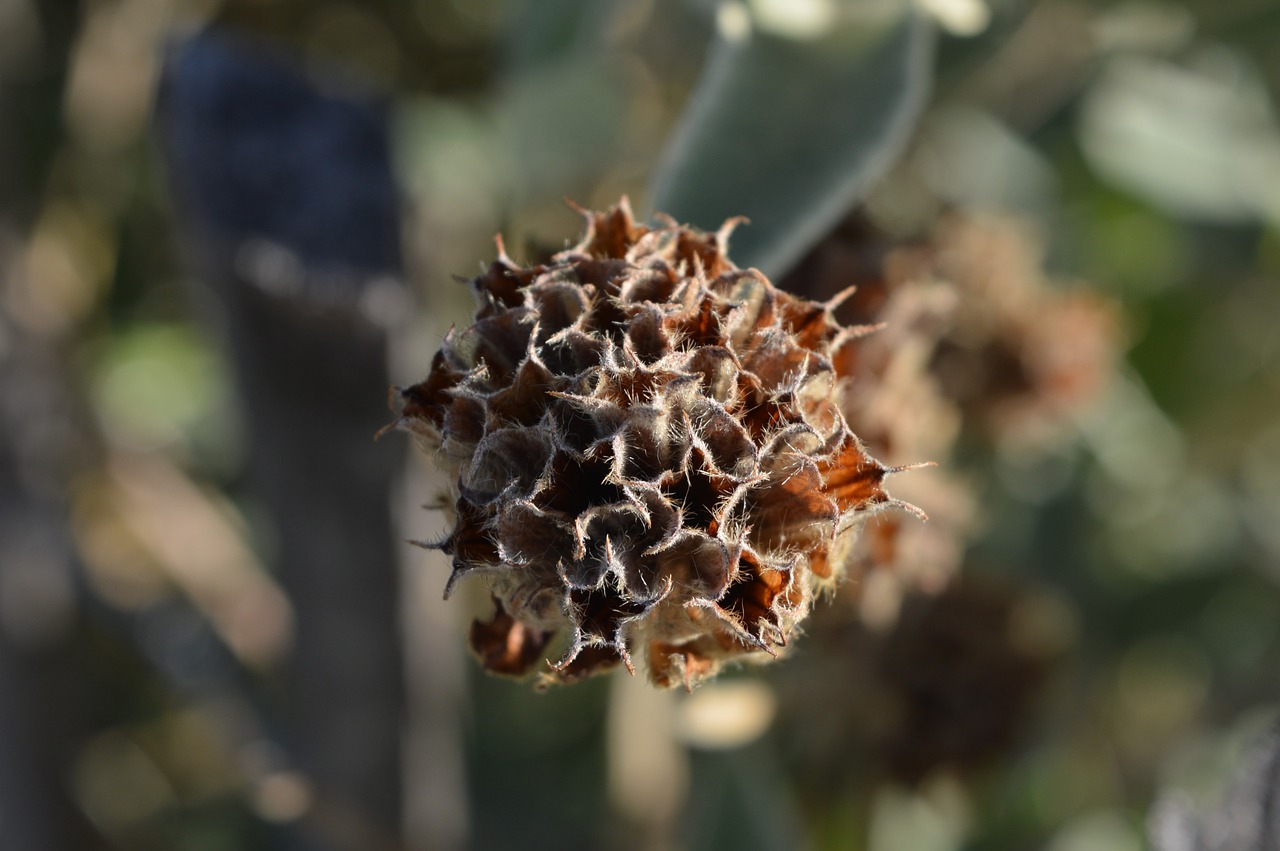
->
[390,200,922,688]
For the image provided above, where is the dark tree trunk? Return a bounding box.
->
[0,301,106,851]
[158,30,407,851]
[0,2,105,848]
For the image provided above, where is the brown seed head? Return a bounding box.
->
[391,199,920,687]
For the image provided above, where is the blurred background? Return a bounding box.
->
[2,0,1280,849]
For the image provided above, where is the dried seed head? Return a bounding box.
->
[391,200,920,688]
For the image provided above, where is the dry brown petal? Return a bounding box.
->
[469,598,552,677]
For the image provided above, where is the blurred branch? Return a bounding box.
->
[0,246,105,851]
[100,451,295,670]
[0,1,108,847]
[1150,721,1280,851]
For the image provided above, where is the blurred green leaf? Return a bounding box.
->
[502,0,616,71]
[499,55,633,204]
[1078,51,1280,226]
[647,2,934,277]
[87,323,233,458]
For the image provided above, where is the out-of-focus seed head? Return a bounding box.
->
[390,200,923,688]
[774,575,1066,790]
[784,210,1121,456]
[781,208,1121,622]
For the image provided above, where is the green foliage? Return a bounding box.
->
[649,2,933,276]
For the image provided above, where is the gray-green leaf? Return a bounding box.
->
[648,2,935,278]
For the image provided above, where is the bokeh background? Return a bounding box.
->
[2,0,1280,849]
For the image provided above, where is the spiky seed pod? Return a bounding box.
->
[390,200,919,688]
